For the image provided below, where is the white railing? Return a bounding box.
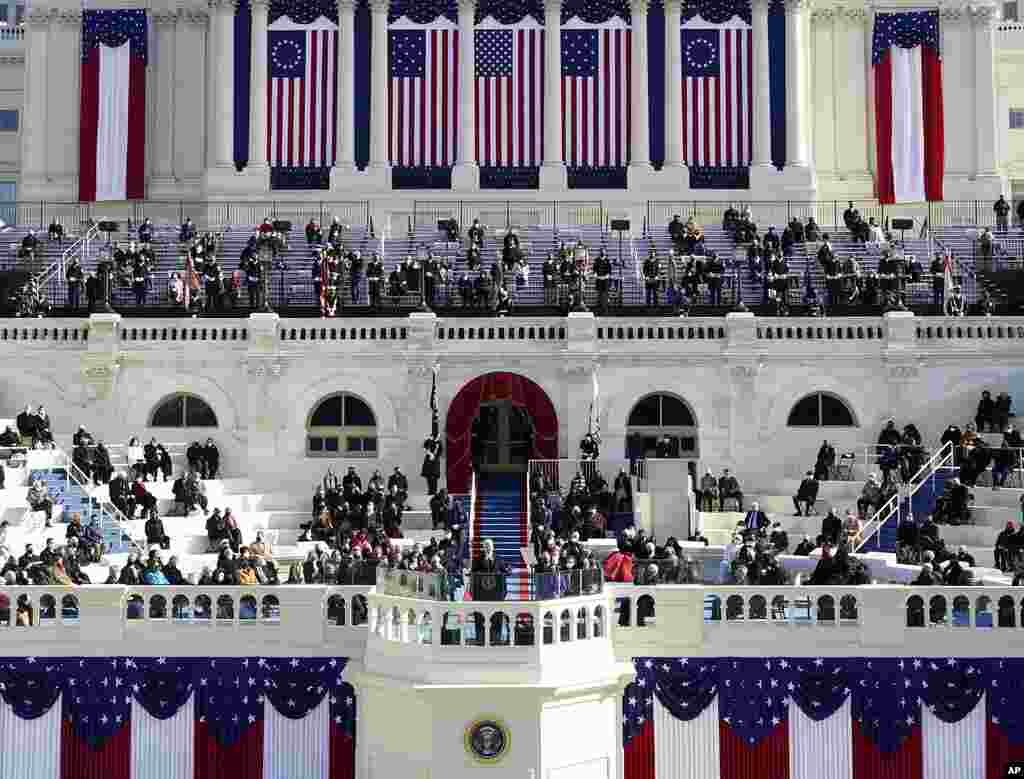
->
[37,223,98,289]
[855,490,900,552]
[905,439,955,502]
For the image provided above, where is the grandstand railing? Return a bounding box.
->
[409,200,606,232]
[905,440,956,505]
[855,490,901,553]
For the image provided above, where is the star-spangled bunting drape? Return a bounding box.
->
[624,657,1015,779]
[0,657,355,779]
[78,9,148,202]
[871,10,944,204]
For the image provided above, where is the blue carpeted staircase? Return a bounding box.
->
[859,468,957,553]
[475,473,526,565]
[30,469,132,553]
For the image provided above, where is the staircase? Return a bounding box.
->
[473,473,529,598]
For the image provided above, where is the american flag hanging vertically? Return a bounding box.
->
[389,27,460,167]
[561,26,631,168]
[681,25,752,168]
[268,19,338,168]
[474,27,544,168]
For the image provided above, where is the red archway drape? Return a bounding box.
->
[445,372,558,493]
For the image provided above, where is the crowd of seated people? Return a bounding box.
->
[15,404,55,449]
[528,465,636,544]
[875,419,926,484]
[0,514,98,588]
[304,465,413,544]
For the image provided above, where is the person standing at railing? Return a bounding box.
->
[90,441,112,486]
[995,195,1011,233]
[65,255,84,311]
[72,441,92,482]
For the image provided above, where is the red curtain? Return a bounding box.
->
[78,51,99,202]
[194,720,264,779]
[60,719,131,779]
[986,721,1024,779]
[623,719,655,779]
[329,723,355,779]
[719,720,790,779]
[125,54,147,200]
[852,719,922,779]
[920,46,944,203]
[873,52,895,205]
[445,372,558,493]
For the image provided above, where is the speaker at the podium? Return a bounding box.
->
[610,219,630,232]
[98,221,119,233]
[272,220,292,233]
[890,218,914,231]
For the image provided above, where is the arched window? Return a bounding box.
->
[787,392,856,428]
[150,393,218,428]
[306,393,377,457]
[626,393,698,459]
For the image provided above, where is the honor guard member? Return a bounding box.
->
[367,253,384,309]
[468,218,485,248]
[593,249,612,313]
[542,252,558,306]
[930,253,946,313]
[422,434,443,495]
[642,251,661,307]
[704,251,724,307]
[348,249,364,305]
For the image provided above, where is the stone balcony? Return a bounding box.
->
[3,583,1024,660]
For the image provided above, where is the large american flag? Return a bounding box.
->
[681,25,752,167]
[561,27,631,168]
[475,27,544,168]
[268,21,338,168]
[389,28,459,167]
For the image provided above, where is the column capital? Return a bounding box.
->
[25,7,53,29]
[368,0,390,14]
[629,0,650,15]
[179,5,210,25]
[968,3,998,26]
[337,0,358,15]
[938,4,966,21]
[152,9,180,26]
[457,0,476,15]
[783,0,812,13]
[543,0,561,15]
[751,0,771,11]
[251,0,273,10]
[663,0,681,12]
[207,0,238,12]
[836,3,869,25]
[55,8,83,26]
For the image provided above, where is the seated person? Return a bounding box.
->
[145,514,170,550]
[138,218,154,245]
[26,480,54,526]
[793,470,819,516]
[132,477,158,521]
[717,469,743,511]
[47,221,64,243]
[856,474,883,517]
[179,218,196,243]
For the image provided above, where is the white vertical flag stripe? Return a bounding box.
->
[890,45,925,202]
[653,694,720,779]
[0,696,60,779]
[922,695,985,779]
[130,696,195,779]
[263,696,330,779]
[788,698,853,779]
[96,42,130,201]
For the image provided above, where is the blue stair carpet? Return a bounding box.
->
[30,469,131,553]
[474,473,528,598]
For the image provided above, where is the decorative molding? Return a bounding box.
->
[55,9,82,26]
[207,0,238,12]
[251,0,273,8]
[25,8,53,28]
[968,4,997,25]
[407,362,435,381]
[811,6,835,22]
[178,6,211,25]
[0,55,25,65]
[562,361,595,379]
[887,364,919,380]
[247,359,285,379]
[939,4,965,21]
[783,0,812,13]
[368,0,390,14]
[731,364,759,381]
[336,0,357,14]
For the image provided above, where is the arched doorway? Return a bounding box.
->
[446,373,558,493]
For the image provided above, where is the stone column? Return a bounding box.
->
[539,0,567,191]
[40,8,81,199]
[750,0,772,168]
[835,5,871,191]
[332,0,356,185]
[20,7,50,199]
[175,7,210,189]
[628,0,650,171]
[663,0,684,170]
[203,0,242,193]
[971,4,1001,187]
[784,0,809,169]
[451,0,479,190]
[149,9,179,196]
[367,0,391,188]
[246,0,270,186]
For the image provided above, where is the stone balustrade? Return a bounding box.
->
[3,584,1024,659]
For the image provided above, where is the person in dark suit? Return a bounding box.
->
[471,539,510,601]
[820,508,842,546]
[742,502,769,534]
[109,472,135,519]
[421,434,443,495]
[793,471,819,516]
[15,405,35,445]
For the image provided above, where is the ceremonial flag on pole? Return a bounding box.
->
[872,10,944,204]
[268,17,339,168]
[680,21,752,167]
[430,362,440,438]
[561,22,631,168]
[78,9,148,202]
[588,366,600,441]
[474,24,544,167]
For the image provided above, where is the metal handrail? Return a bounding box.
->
[854,490,900,552]
[55,448,143,556]
[38,224,98,287]
[905,440,955,501]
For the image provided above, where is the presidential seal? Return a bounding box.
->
[464,717,510,763]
